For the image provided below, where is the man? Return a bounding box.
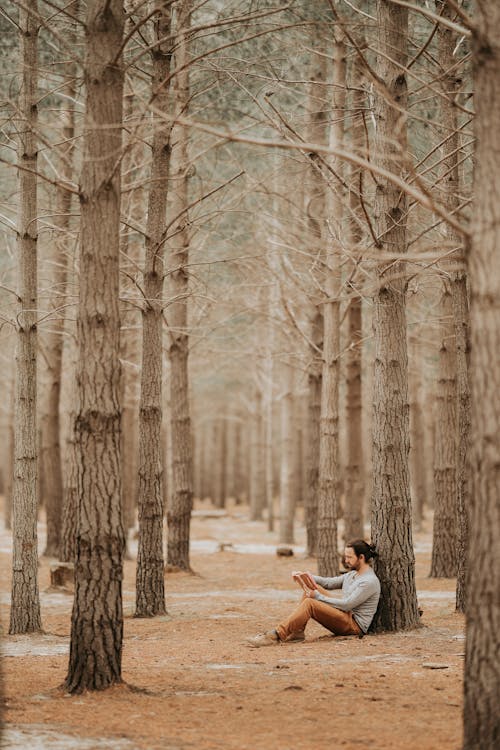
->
[247,539,380,647]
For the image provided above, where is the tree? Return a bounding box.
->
[462,2,500,746]
[166,0,195,571]
[317,26,345,577]
[135,0,173,618]
[9,0,42,635]
[64,0,125,692]
[370,0,420,631]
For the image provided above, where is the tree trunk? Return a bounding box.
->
[317,29,345,576]
[166,0,194,570]
[60,326,78,563]
[64,0,125,692]
[279,364,295,544]
[304,45,327,556]
[430,287,457,577]
[40,2,79,559]
[409,370,426,532]
[370,0,420,632]
[135,0,172,618]
[435,0,471,611]
[250,390,265,521]
[462,5,500,746]
[343,56,365,543]
[9,0,42,635]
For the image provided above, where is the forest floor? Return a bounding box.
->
[0,498,464,750]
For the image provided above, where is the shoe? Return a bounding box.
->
[285,631,305,643]
[247,629,280,648]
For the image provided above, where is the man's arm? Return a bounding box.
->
[314,577,379,611]
[312,574,344,590]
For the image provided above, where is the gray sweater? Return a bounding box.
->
[312,568,381,633]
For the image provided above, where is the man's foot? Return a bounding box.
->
[247,629,280,648]
[285,630,305,643]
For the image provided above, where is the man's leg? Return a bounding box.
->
[276,597,361,641]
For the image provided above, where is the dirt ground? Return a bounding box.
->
[0,500,464,750]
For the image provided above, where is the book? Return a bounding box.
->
[292,571,317,592]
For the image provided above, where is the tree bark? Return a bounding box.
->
[135,0,173,618]
[40,1,79,559]
[343,56,365,543]
[166,0,194,570]
[249,389,265,521]
[64,0,125,692]
[430,286,457,578]
[435,0,471,610]
[317,29,345,576]
[462,5,500,746]
[9,0,42,635]
[370,0,420,632]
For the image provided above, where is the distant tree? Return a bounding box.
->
[9,0,42,635]
[462,2,500,747]
[65,0,125,692]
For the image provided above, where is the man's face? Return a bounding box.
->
[344,547,361,571]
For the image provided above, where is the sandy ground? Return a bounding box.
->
[0,501,464,750]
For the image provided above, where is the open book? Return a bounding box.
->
[292,571,318,592]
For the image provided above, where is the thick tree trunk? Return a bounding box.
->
[135,0,172,618]
[430,287,457,577]
[317,30,345,576]
[64,0,125,692]
[9,0,42,635]
[166,0,194,570]
[462,5,500,747]
[344,58,365,543]
[370,0,420,632]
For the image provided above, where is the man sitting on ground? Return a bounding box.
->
[247,539,381,647]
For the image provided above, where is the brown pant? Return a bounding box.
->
[276,586,362,641]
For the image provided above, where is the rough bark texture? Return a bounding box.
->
[462,6,500,747]
[317,30,345,577]
[430,287,457,578]
[64,0,125,693]
[370,0,420,632]
[304,48,327,556]
[435,0,471,610]
[166,0,194,570]
[135,0,172,617]
[344,58,365,543]
[60,329,78,563]
[41,2,79,558]
[9,0,42,635]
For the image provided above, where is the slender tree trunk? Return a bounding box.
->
[462,5,500,746]
[370,0,420,632]
[60,325,78,563]
[135,0,172,618]
[40,2,79,558]
[64,0,125,692]
[4,365,15,531]
[166,0,194,570]
[9,0,42,635]
[435,0,471,610]
[317,29,345,576]
[344,57,365,543]
[409,368,426,531]
[264,283,277,531]
[304,46,327,556]
[430,287,457,577]
[279,364,295,544]
[250,390,265,521]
